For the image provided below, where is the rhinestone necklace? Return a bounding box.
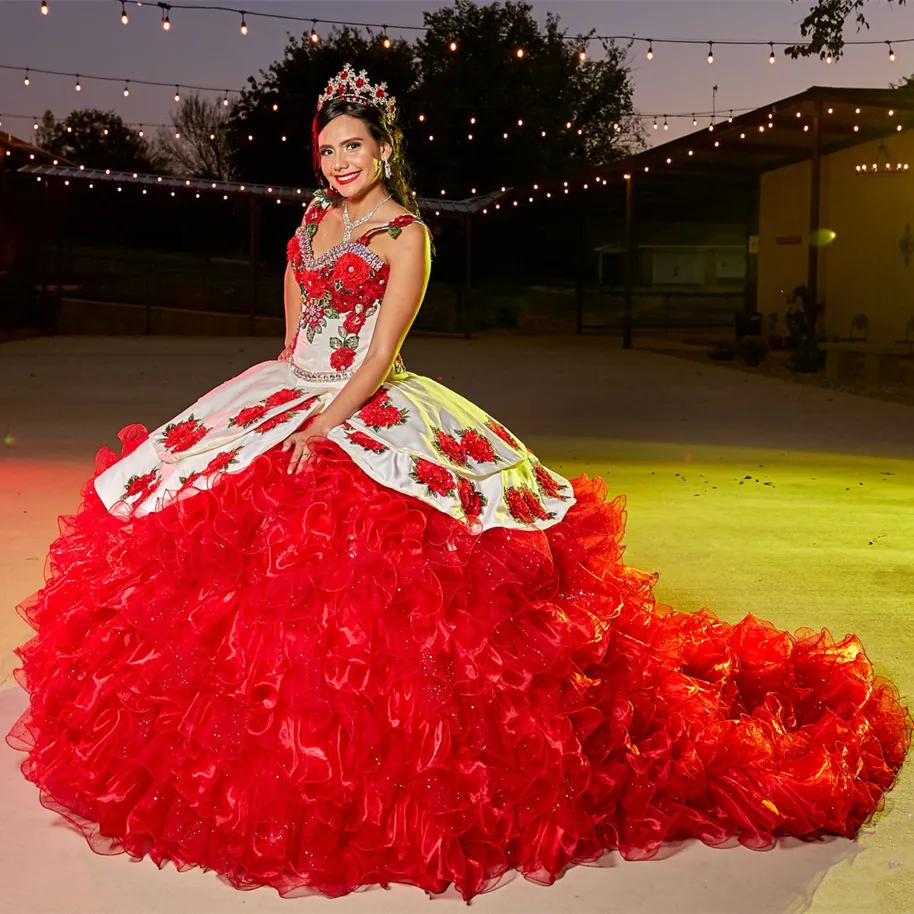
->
[342,194,392,244]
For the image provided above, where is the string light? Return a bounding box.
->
[707,42,714,64]
[888,42,896,62]
[692,114,697,126]
[75,76,81,92]
[120,1,128,25]
[663,116,669,130]
[23,69,30,87]
[123,81,130,97]
[516,48,525,58]
[652,117,658,130]
[769,42,776,64]
[40,1,48,15]
[382,26,391,49]
[310,20,319,43]
[161,6,171,31]
[449,40,457,52]
[646,40,654,60]
[223,92,230,107]
[825,52,833,64]
[579,49,587,62]
[174,86,181,103]
[240,12,247,35]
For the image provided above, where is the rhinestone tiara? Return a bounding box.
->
[317,63,396,119]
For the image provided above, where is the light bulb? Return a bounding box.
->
[383,36,391,49]
[825,53,833,64]
[174,87,181,103]
[888,43,896,62]
[469,116,476,125]
[162,10,170,30]
[516,48,525,58]
[240,15,247,35]
[223,94,229,107]
[23,70,30,86]
[40,1,48,15]
[75,77,81,91]
[707,43,714,64]
[769,43,776,64]
[123,82,130,97]
[646,42,653,60]
[120,1,128,24]
[310,22,319,43]
[449,41,457,52]
[579,50,586,62]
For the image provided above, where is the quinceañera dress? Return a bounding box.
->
[7,68,912,903]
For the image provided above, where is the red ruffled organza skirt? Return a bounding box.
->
[6,424,912,900]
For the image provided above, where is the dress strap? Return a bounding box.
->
[357,214,430,245]
[301,192,334,227]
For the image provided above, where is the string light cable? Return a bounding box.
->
[33,0,914,62]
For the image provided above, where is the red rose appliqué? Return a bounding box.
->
[229,404,269,428]
[124,468,160,502]
[358,388,408,430]
[410,458,456,498]
[161,415,207,453]
[504,486,552,525]
[534,463,568,500]
[433,429,467,466]
[458,478,487,519]
[330,347,356,371]
[461,428,497,464]
[332,252,371,288]
[265,388,301,410]
[345,429,388,453]
[485,419,520,450]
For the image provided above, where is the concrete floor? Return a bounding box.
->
[1,334,912,914]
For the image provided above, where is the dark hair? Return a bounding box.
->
[311,98,419,217]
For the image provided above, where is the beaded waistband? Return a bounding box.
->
[289,363,353,383]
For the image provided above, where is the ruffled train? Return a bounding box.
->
[6,424,911,900]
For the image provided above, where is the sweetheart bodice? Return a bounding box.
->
[285,194,428,386]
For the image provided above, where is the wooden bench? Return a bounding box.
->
[819,341,910,384]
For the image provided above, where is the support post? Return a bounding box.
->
[622,173,633,350]
[807,97,824,317]
[249,195,260,336]
[464,213,472,338]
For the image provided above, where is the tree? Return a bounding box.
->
[785,0,906,60]
[412,1,642,193]
[154,92,235,180]
[34,108,157,172]
[227,25,416,186]
[225,1,642,194]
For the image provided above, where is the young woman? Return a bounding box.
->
[7,63,911,901]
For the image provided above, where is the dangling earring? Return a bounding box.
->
[383,158,392,180]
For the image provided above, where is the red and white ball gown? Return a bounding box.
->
[7,191,911,901]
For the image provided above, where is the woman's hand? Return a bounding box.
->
[278,343,294,364]
[281,416,333,474]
